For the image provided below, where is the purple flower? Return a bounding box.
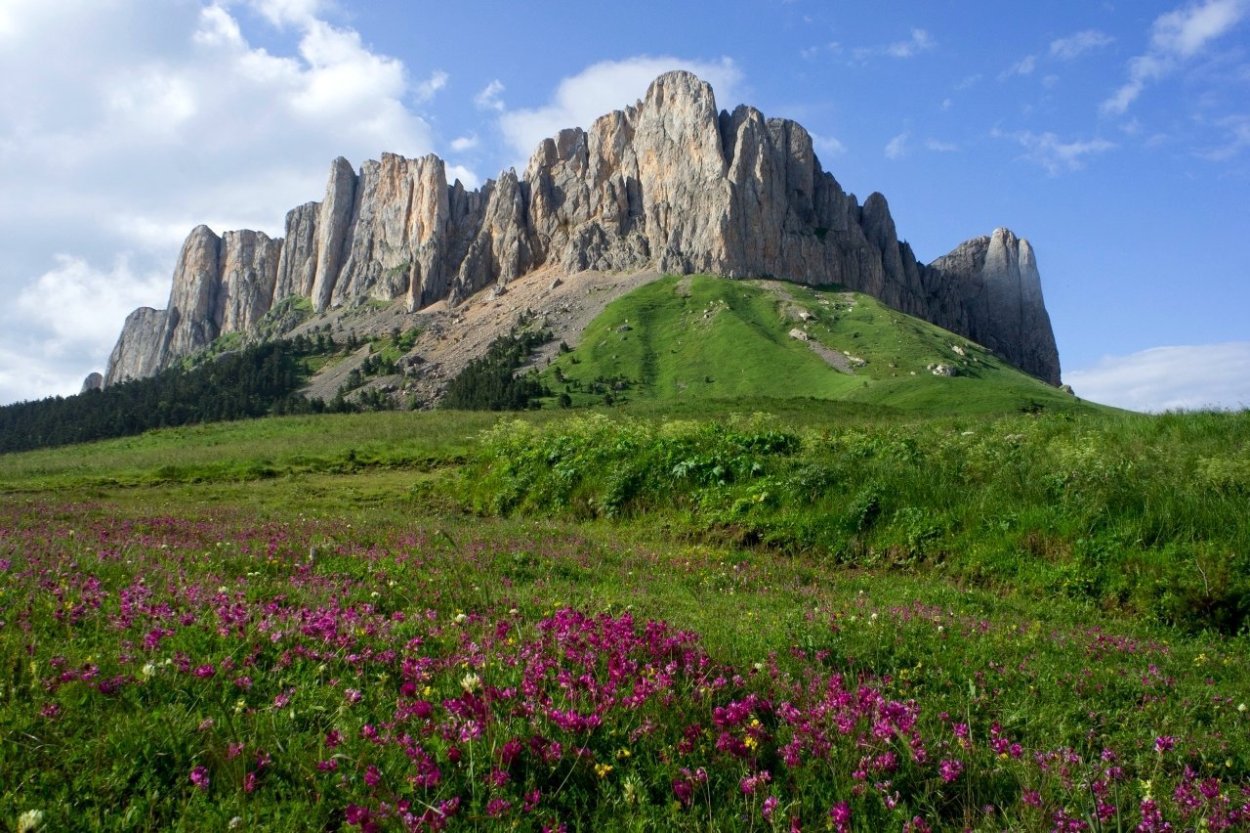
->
[1154,735,1176,754]
[830,801,851,833]
[762,795,779,821]
[939,758,964,783]
[189,765,210,791]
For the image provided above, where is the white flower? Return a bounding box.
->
[140,662,157,679]
[460,672,482,693]
[228,817,243,829]
[453,613,468,624]
[17,809,44,833]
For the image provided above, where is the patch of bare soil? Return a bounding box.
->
[293,268,666,407]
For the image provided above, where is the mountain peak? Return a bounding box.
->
[101,72,1061,390]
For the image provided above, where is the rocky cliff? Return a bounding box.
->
[104,71,1061,387]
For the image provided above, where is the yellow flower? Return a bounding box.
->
[615,748,631,760]
[594,763,614,779]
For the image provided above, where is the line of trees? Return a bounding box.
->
[0,338,323,454]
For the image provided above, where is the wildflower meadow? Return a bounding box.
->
[1,408,1248,830]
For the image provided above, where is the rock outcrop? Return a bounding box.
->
[925,228,1060,385]
[102,71,1062,387]
[80,372,103,393]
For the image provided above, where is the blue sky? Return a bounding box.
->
[1,0,1247,410]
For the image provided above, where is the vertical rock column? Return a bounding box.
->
[310,157,358,312]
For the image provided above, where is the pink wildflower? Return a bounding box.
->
[189,765,210,791]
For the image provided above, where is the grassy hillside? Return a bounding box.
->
[541,275,1080,415]
[2,404,1248,831]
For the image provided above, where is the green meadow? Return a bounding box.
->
[1,277,1248,831]
[2,401,1248,831]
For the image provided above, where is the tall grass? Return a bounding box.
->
[465,409,1250,632]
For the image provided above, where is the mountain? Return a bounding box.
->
[98,71,1061,392]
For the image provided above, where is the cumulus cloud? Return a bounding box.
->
[495,56,743,166]
[16,256,170,359]
[1066,342,1250,412]
[1102,0,1247,115]
[0,0,443,403]
[0,255,170,403]
[1050,29,1114,60]
[992,128,1115,174]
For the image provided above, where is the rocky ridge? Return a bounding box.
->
[101,71,1061,389]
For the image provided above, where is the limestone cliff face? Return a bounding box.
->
[105,306,168,385]
[103,70,1061,386]
[925,229,1060,384]
[104,226,280,385]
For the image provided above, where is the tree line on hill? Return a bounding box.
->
[0,324,559,454]
[0,338,326,454]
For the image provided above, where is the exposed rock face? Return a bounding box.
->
[219,230,282,334]
[104,226,280,385]
[103,70,1061,387]
[925,228,1060,385]
[80,372,103,393]
[105,306,169,385]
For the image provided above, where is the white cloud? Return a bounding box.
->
[1102,0,1247,115]
[240,0,330,28]
[1066,342,1250,412]
[886,28,935,58]
[449,134,479,153]
[1050,29,1114,60]
[0,0,441,403]
[496,56,743,166]
[1152,0,1246,56]
[884,132,910,159]
[0,255,170,403]
[475,79,506,111]
[993,128,1115,174]
[811,133,847,156]
[1001,55,1037,78]
[415,70,449,103]
[1201,114,1250,159]
[924,138,959,153]
[854,28,935,62]
[16,255,170,357]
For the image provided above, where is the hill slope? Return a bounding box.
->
[541,275,1078,414]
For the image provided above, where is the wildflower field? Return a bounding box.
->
[1,407,1248,831]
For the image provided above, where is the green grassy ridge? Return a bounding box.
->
[465,408,1250,633]
[541,275,1082,414]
